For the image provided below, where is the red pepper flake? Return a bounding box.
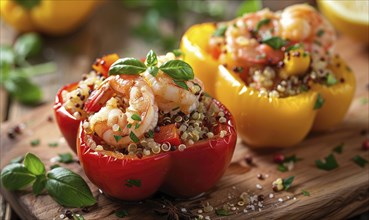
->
[244,155,253,165]
[273,153,285,164]
[362,138,369,151]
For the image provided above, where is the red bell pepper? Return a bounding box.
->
[154,124,181,146]
[77,98,237,201]
[54,54,119,153]
[54,82,80,153]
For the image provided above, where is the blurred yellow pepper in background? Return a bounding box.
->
[181,23,356,148]
[0,0,99,35]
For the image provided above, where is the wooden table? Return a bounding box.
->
[1,1,369,219]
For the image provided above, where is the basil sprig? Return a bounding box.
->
[0,153,96,208]
[108,50,194,90]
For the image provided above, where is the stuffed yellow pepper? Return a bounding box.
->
[181,4,355,148]
[0,0,99,35]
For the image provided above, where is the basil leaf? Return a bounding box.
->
[282,176,295,190]
[159,60,194,80]
[236,0,262,16]
[255,18,270,32]
[173,80,189,90]
[352,155,368,168]
[10,156,24,164]
[1,163,36,190]
[147,66,159,77]
[58,153,74,163]
[4,74,42,105]
[0,45,15,66]
[261,36,288,50]
[109,58,147,75]
[13,0,41,9]
[32,175,46,195]
[145,50,158,67]
[314,94,325,110]
[14,33,42,59]
[315,154,339,171]
[212,26,227,37]
[46,167,96,207]
[24,153,45,176]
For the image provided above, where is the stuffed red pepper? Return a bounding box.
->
[77,51,237,200]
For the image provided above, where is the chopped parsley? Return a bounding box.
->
[254,18,270,32]
[352,155,368,168]
[261,36,288,50]
[58,153,74,164]
[215,208,230,216]
[131,114,142,121]
[148,130,154,138]
[315,154,339,171]
[114,135,123,142]
[283,176,295,190]
[125,179,141,188]
[285,44,303,52]
[316,29,325,37]
[48,142,58,147]
[127,124,132,128]
[277,155,303,172]
[115,209,128,218]
[326,73,337,86]
[333,143,344,154]
[129,131,139,143]
[302,189,310,196]
[135,123,140,129]
[31,139,40,147]
[212,26,227,37]
[314,94,325,110]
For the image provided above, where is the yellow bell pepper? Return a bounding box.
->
[0,0,99,35]
[181,23,356,148]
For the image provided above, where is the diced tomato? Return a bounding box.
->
[92,53,119,77]
[154,124,181,146]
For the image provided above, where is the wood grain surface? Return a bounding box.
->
[0,36,368,220]
[1,1,369,219]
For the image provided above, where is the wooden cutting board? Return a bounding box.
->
[1,41,369,219]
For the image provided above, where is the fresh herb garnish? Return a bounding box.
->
[314,94,325,110]
[129,131,139,143]
[131,114,142,121]
[326,73,337,86]
[125,179,141,188]
[1,153,96,207]
[108,50,194,90]
[10,156,24,164]
[127,124,132,128]
[30,139,40,147]
[148,130,154,138]
[212,26,227,37]
[236,0,262,16]
[72,214,85,220]
[302,189,310,196]
[48,142,58,147]
[333,143,344,154]
[316,29,325,37]
[285,44,303,52]
[352,155,368,168]
[58,153,74,164]
[115,209,129,218]
[277,164,288,172]
[50,164,60,170]
[282,176,295,190]
[215,208,231,216]
[254,18,270,32]
[114,135,123,143]
[0,33,56,105]
[277,155,302,172]
[261,36,288,50]
[135,123,140,129]
[172,49,183,57]
[315,154,339,171]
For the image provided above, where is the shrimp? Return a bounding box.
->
[280,4,336,54]
[222,8,284,66]
[85,75,158,147]
[142,53,204,115]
